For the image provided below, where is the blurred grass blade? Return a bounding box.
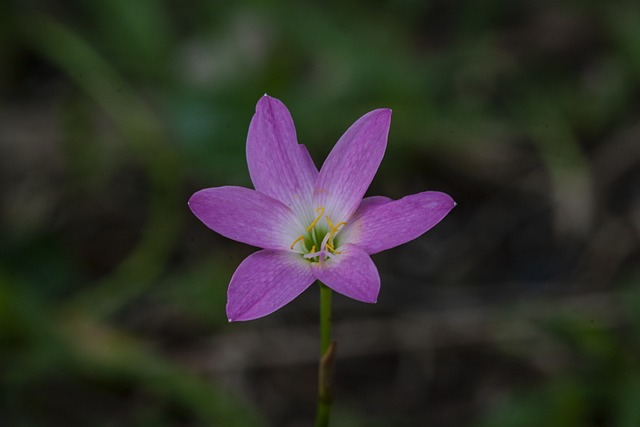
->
[20,13,182,318]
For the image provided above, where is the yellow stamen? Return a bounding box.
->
[310,245,316,254]
[307,207,325,232]
[325,216,334,230]
[328,221,347,243]
[326,243,342,254]
[290,235,305,250]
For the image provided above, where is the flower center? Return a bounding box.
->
[290,206,346,262]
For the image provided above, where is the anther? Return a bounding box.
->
[328,221,347,243]
[326,216,333,230]
[326,243,342,254]
[307,207,325,232]
[290,235,305,250]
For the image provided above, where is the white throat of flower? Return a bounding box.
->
[290,207,346,262]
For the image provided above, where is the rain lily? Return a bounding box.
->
[189,95,455,321]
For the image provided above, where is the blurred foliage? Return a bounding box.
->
[0,0,639,426]
[475,277,640,427]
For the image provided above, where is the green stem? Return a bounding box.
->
[315,283,335,427]
[319,283,332,354]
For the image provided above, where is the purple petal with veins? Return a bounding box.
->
[189,95,454,321]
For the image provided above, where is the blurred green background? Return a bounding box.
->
[1,1,639,426]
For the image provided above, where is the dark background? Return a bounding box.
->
[1,1,639,426]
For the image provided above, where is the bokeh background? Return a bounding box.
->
[1,1,640,426]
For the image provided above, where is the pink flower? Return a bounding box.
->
[189,95,455,321]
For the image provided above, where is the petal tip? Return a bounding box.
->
[256,94,276,111]
[372,108,392,119]
[367,108,392,129]
[187,192,199,208]
[226,305,246,322]
[226,310,244,322]
[446,195,457,209]
[377,108,392,118]
[187,192,202,214]
[434,192,456,210]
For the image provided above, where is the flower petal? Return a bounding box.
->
[246,95,318,221]
[311,243,380,303]
[341,191,455,255]
[313,109,392,223]
[227,250,316,321]
[188,186,302,250]
[354,195,392,212]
